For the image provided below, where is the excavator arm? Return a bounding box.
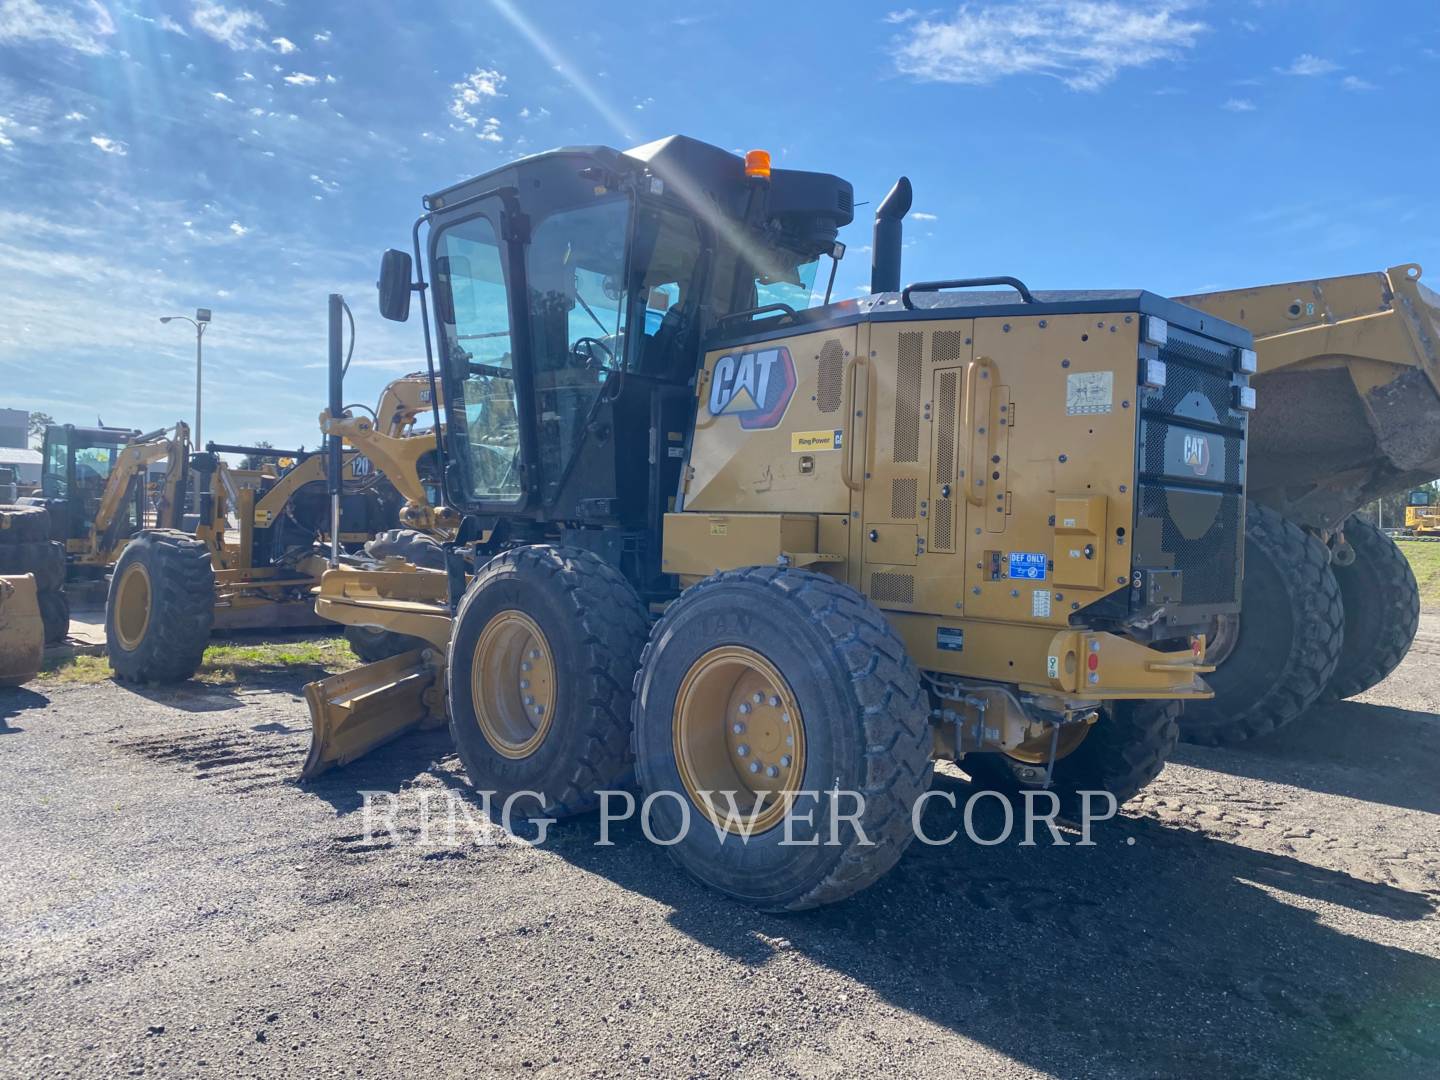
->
[88,423,190,565]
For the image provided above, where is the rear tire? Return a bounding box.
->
[38,589,69,645]
[0,540,65,591]
[632,567,933,911]
[1180,505,1342,746]
[106,531,215,683]
[1324,516,1420,700]
[446,545,649,817]
[0,504,50,544]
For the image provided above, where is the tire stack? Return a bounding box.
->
[0,504,69,646]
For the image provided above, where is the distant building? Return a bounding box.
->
[0,407,27,450]
[0,447,42,486]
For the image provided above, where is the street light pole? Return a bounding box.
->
[160,307,212,450]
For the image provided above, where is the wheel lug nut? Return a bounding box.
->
[738,703,751,715]
[768,695,780,707]
[765,765,779,778]
[748,761,760,774]
[780,755,791,768]
[780,713,790,725]
[521,661,531,672]
[520,679,530,689]
[533,705,544,716]
[529,649,540,660]
[736,744,750,757]
[786,735,794,746]
[524,695,534,706]
[732,722,745,735]
[752,692,764,704]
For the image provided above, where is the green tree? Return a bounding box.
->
[240,440,275,470]
[27,411,54,447]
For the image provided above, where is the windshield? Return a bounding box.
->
[754,256,821,312]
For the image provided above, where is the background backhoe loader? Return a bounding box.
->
[1173,265,1439,743]
[103,375,446,683]
[300,134,1255,911]
[1403,488,1440,537]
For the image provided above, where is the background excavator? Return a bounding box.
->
[1174,264,1439,743]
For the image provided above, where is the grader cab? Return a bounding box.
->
[304,134,1255,909]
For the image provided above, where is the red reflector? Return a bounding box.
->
[1087,653,1099,671]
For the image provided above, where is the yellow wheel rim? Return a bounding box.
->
[471,610,555,759]
[1001,724,1090,766]
[114,562,152,652]
[673,646,806,835]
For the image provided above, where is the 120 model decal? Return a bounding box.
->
[706,347,797,430]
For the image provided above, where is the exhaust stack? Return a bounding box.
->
[870,176,912,295]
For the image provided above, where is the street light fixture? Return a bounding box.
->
[159,308,212,449]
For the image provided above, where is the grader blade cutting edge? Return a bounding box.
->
[301,649,441,780]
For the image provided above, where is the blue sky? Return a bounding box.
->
[1,0,1437,451]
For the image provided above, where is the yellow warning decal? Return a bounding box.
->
[790,429,842,452]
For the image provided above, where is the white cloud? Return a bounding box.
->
[0,0,116,54]
[271,35,296,53]
[190,1,267,51]
[89,134,128,155]
[309,173,338,194]
[1341,75,1376,91]
[911,211,938,221]
[63,110,87,121]
[313,29,330,43]
[283,71,317,86]
[157,13,187,36]
[212,91,233,102]
[885,8,917,23]
[1276,53,1339,77]
[324,73,337,84]
[449,68,507,129]
[891,1,1206,91]
[228,221,248,237]
[238,70,254,81]
[1221,98,1256,112]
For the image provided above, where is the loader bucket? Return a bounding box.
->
[0,574,44,687]
[300,649,444,780]
[1176,264,1440,529]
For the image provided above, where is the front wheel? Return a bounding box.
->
[446,545,649,817]
[632,567,933,912]
[106,531,215,683]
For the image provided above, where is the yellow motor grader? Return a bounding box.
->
[300,135,1256,910]
[1173,265,1439,743]
[103,373,450,683]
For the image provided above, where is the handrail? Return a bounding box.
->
[902,276,1037,309]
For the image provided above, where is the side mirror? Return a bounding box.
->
[377,249,413,322]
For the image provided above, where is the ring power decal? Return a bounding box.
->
[790,429,842,452]
[707,347,797,430]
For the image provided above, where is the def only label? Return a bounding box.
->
[1008,552,1048,581]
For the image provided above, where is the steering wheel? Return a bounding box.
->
[570,336,614,371]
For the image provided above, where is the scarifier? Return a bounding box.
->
[303,135,1255,909]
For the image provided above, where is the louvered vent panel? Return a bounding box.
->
[933,499,953,550]
[869,572,915,605]
[894,332,923,463]
[817,340,844,413]
[934,371,958,484]
[891,478,917,520]
[932,329,967,365]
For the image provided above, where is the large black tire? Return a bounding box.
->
[446,545,649,817]
[341,530,447,662]
[344,624,423,664]
[632,567,933,912]
[1180,505,1343,746]
[0,504,50,544]
[106,530,215,683]
[363,528,445,570]
[0,540,65,591]
[38,588,69,645]
[964,701,1181,814]
[1324,516,1420,700]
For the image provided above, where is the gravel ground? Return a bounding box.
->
[2,619,1438,1079]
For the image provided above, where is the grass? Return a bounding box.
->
[41,635,359,686]
[1397,540,1440,613]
